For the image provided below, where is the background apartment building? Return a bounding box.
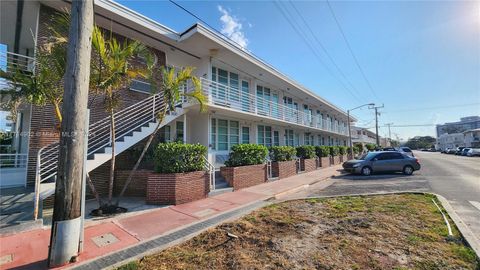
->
[435,116,480,150]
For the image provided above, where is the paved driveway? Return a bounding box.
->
[297,151,480,245]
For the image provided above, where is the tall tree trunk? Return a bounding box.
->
[48,0,93,266]
[116,107,167,204]
[108,108,116,204]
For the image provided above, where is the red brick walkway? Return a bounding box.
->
[0,166,342,269]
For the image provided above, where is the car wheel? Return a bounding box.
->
[361,166,372,176]
[403,165,414,175]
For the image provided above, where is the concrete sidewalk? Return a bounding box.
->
[0,165,342,270]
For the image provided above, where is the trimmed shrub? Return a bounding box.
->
[329,146,340,157]
[365,143,376,151]
[154,142,207,173]
[224,144,268,167]
[338,146,348,155]
[353,144,362,154]
[269,146,297,162]
[315,146,330,157]
[296,145,316,159]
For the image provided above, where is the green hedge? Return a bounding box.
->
[329,146,340,157]
[269,146,297,162]
[315,146,330,157]
[353,144,362,154]
[154,142,207,173]
[296,145,316,159]
[365,143,376,151]
[224,144,268,167]
[338,146,348,155]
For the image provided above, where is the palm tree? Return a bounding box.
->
[116,66,206,203]
[90,26,150,205]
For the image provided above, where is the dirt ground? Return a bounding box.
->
[120,194,479,270]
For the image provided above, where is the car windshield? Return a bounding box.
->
[358,152,378,160]
[401,148,412,152]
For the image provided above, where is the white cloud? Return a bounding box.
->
[217,5,248,49]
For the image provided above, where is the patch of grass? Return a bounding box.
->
[120,194,479,270]
[451,245,478,262]
[117,261,138,270]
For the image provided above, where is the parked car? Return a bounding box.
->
[441,148,450,154]
[342,151,421,176]
[461,148,471,156]
[447,148,457,154]
[383,147,397,151]
[467,148,480,157]
[455,147,465,155]
[399,147,414,157]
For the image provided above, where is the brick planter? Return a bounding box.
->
[114,170,150,197]
[271,160,297,179]
[146,171,209,205]
[339,155,348,163]
[220,164,266,190]
[300,158,316,172]
[333,156,341,165]
[319,157,330,168]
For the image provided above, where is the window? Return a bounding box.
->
[176,121,184,142]
[211,118,240,150]
[218,119,228,150]
[230,121,239,146]
[304,134,314,145]
[294,133,300,146]
[211,119,216,150]
[256,85,271,114]
[241,81,250,112]
[242,127,250,144]
[285,129,294,146]
[257,125,273,147]
[130,79,151,94]
[273,131,280,146]
[211,67,239,103]
[158,125,171,143]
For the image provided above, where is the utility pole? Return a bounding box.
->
[385,123,393,145]
[373,104,384,146]
[48,0,93,267]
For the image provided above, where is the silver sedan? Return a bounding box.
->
[342,151,421,176]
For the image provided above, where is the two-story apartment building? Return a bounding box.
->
[0,0,354,216]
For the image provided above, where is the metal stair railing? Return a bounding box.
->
[264,157,272,180]
[202,156,216,191]
[33,91,168,220]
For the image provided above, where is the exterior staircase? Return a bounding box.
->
[33,93,187,219]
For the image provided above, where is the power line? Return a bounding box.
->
[288,1,366,102]
[273,1,364,103]
[326,0,380,102]
[168,0,218,34]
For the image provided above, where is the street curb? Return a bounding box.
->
[284,191,480,258]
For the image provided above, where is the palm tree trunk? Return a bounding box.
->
[108,108,116,204]
[86,173,102,207]
[54,102,63,124]
[116,122,159,204]
[116,107,168,205]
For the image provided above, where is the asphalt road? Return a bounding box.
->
[292,151,480,244]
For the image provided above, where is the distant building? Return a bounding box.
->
[436,116,480,137]
[0,111,13,132]
[436,133,465,150]
[463,128,480,148]
[351,127,389,148]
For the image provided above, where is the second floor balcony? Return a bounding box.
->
[198,78,349,136]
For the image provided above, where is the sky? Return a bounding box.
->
[117,0,480,141]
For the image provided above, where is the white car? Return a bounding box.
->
[399,147,414,157]
[467,148,480,157]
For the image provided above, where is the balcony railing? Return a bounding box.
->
[0,51,35,73]
[198,78,348,136]
[0,153,28,169]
